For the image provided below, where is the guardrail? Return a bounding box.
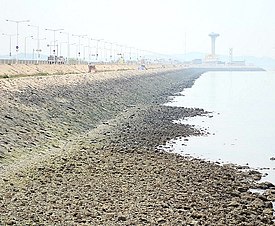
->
[0,59,90,65]
[0,59,48,65]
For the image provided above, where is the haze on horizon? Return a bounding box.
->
[0,0,274,60]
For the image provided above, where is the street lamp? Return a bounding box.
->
[126,46,134,63]
[102,41,107,63]
[60,31,70,64]
[45,28,64,59]
[32,37,46,63]
[6,19,30,63]
[24,35,33,59]
[109,42,119,63]
[117,44,125,63]
[104,41,114,63]
[83,45,90,61]
[69,43,77,63]
[135,48,140,62]
[85,36,92,62]
[2,33,16,58]
[72,34,87,64]
[59,41,68,57]
[28,24,41,62]
[91,38,103,62]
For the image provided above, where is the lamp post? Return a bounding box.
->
[24,35,33,59]
[2,33,16,58]
[104,41,114,63]
[103,41,107,63]
[45,28,64,60]
[72,34,87,64]
[28,24,41,63]
[6,19,30,63]
[91,38,103,62]
[124,45,131,63]
[59,41,68,57]
[85,36,91,62]
[69,43,77,63]
[113,43,120,63]
[33,37,46,63]
[83,45,91,62]
[60,31,70,64]
[117,44,125,63]
[136,48,140,62]
[127,46,134,63]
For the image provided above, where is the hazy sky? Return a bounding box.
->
[0,0,275,59]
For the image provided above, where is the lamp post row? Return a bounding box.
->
[3,19,150,64]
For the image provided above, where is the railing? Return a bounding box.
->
[0,59,48,65]
[0,58,162,66]
[0,59,96,65]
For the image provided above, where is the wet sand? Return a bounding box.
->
[0,68,274,225]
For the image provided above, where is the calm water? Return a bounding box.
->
[166,71,275,184]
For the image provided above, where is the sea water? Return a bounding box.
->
[166,71,275,184]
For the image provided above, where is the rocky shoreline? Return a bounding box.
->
[0,68,274,225]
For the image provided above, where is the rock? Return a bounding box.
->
[256,182,275,190]
[117,215,127,221]
[237,186,248,192]
[263,208,273,215]
[157,218,166,224]
[248,170,262,180]
[6,220,16,225]
[228,200,240,207]
[1,69,274,225]
[250,199,265,208]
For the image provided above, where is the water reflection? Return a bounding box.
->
[166,71,275,184]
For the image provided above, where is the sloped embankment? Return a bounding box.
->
[0,68,201,165]
[0,68,274,225]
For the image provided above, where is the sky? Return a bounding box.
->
[0,0,275,60]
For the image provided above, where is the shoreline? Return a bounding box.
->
[0,68,274,224]
[0,63,264,79]
[0,63,176,78]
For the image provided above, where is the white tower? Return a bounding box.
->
[209,32,219,56]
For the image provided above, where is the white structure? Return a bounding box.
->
[209,32,219,56]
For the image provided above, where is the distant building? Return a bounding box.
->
[228,60,246,66]
[191,59,202,64]
[204,54,219,64]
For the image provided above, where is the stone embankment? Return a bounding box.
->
[0,63,166,78]
[0,67,274,225]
